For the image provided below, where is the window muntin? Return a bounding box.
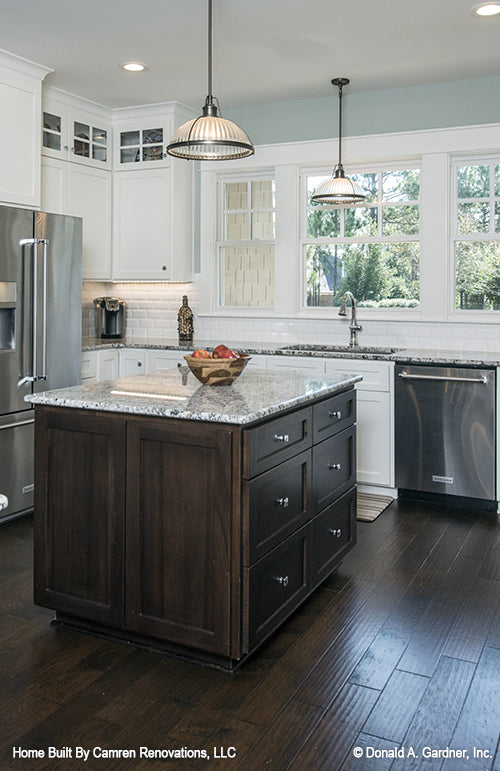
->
[453,160,500,311]
[218,178,275,308]
[303,167,420,308]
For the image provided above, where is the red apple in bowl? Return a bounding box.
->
[225,350,240,359]
[191,348,211,358]
[212,344,230,358]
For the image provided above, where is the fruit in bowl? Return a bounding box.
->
[184,345,250,385]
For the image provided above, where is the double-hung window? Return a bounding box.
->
[453,158,500,311]
[302,166,420,309]
[218,176,275,308]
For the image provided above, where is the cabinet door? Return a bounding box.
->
[125,419,236,656]
[312,487,356,587]
[357,391,394,487]
[146,350,186,372]
[96,349,119,381]
[113,168,172,280]
[81,351,97,381]
[41,157,67,214]
[118,349,146,376]
[67,164,112,280]
[0,66,42,207]
[268,356,326,375]
[34,408,126,626]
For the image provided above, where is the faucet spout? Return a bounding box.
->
[338,292,362,347]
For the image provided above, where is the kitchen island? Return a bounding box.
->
[27,367,360,669]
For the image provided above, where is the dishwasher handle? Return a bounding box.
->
[398,371,489,385]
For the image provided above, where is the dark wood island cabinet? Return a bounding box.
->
[29,368,359,669]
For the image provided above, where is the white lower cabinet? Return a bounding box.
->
[118,349,147,377]
[96,349,119,381]
[81,351,97,382]
[267,355,326,375]
[244,354,269,370]
[323,359,394,489]
[146,349,186,372]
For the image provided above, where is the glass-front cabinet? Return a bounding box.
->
[42,98,112,169]
[114,119,173,168]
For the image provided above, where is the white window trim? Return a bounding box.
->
[197,122,500,324]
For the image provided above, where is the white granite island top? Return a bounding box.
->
[26,367,362,425]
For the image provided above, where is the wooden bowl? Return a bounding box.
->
[184,354,251,386]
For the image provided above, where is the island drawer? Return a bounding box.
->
[243,406,312,478]
[242,449,311,565]
[312,389,356,444]
[243,523,312,653]
[312,487,356,587]
[312,425,356,514]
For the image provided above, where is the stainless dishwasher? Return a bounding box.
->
[395,364,496,501]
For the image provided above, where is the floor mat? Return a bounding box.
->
[357,492,394,522]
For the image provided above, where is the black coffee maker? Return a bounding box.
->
[93,297,126,338]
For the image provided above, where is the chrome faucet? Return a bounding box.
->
[338,291,362,347]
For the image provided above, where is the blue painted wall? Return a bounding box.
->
[224,76,500,145]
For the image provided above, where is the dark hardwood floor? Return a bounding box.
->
[1,499,499,770]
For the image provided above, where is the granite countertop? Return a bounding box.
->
[81,336,500,367]
[26,368,362,425]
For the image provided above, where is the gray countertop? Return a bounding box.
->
[81,336,500,367]
[26,368,362,425]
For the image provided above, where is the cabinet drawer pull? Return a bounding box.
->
[328,528,342,538]
[276,496,289,508]
[328,410,342,419]
[328,463,342,471]
[274,433,290,443]
[274,575,289,587]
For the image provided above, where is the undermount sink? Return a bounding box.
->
[280,344,401,355]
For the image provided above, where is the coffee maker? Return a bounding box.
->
[93,297,126,338]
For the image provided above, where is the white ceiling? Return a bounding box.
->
[1,0,499,110]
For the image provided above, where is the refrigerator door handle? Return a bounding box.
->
[18,237,48,387]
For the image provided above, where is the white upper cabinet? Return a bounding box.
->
[42,94,112,170]
[114,121,173,169]
[42,156,112,280]
[0,51,51,208]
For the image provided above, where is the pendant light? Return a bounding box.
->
[311,78,366,205]
[167,0,254,161]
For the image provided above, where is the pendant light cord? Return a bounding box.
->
[337,81,343,170]
[208,0,213,99]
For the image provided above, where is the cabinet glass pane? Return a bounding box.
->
[121,130,140,146]
[252,180,275,208]
[92,145,107,162]
[74,139,90,158]
[74,122,90,141]
[43,112,61,133]
[143,128,163,144]
[43,131,61,151]
[225,212,249,240]
[142,146,164,162]
[225,182,248,210]
[92,127,107,145]
[120,147,140,163]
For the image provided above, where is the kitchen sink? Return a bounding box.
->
[280,344,401,355]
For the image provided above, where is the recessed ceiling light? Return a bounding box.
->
[120,62,147,72]
[472,2,500,15]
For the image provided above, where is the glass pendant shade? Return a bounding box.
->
[311,77,366,205]
[311,164,366,204]
[167,99,254,160]
[166,0,254,161]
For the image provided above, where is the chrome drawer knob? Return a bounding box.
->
[274,575,289,587]
[328,463,342,471]
[276,496,289,508]
[328,410,342,419]
[274,433,290,443]
[328,528,342,538]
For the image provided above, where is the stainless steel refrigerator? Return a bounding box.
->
[0,206,82,522]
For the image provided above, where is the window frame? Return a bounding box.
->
[299,161,422,313]
[216,171,276,310]
[450,154,500,317]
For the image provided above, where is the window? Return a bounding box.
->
[453,158,500,311]
[218,177,275,308]
[302,167,420,309]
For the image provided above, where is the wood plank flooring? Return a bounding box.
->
[1,499,499,770]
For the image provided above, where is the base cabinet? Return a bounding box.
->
[34,388,356,669]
